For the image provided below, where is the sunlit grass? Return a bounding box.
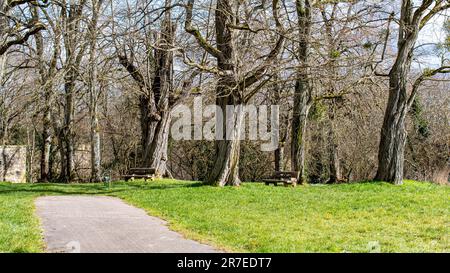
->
[0,180,448,253]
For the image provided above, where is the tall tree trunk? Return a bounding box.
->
[40,92,52,182]
[375,69,410,185]
[48,142,55,180]
[205,0,242,186]
[119,1,174,176]
[207,95,244,186]
[321,6,342,184]
[275,146,284,172]
[375,0,420,185]
[57,126,67,182]
[117,53,162,172]
[143,5,174,177]
[291,88,312,184]
[91,105,102,182]
[140,95,157,163]
[33,6,53,183]
[291,0,312,184]
[0,3,6,145]
[63,78,75,181]
[327,102,341,183]
[0,1,6,48]
[26,127,36,183]
[90,113,101,182]
[146,111,171,176]
[272,75,285,172]
[0,53,6,144]
[0,1,7,59]
[88,0,102,182]
[60,0,86,182]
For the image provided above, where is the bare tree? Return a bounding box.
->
[30,4,62,182]
[1,0,448,186]
[116,0,177,177]
[375,0,450,185]
[185,0,285,186]
[291,0,313,184]
[58,0,88,181]
[86,0,105,182]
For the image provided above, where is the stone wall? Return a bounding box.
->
[75,144,91,180]
[0,146,27,183]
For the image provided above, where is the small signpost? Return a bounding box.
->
[102,170,112,189]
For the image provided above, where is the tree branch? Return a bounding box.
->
[239,0,285,99]
[0,22,45,55]
[184,0,222,59]
[117,53,147,91]
[420,1,450,30]
[408,65,450,108]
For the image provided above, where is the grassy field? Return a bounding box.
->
[0,180,448,253]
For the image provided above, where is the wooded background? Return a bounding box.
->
[0,0,448,186]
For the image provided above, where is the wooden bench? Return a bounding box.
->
[263,171,298,187]
[122,168,156,182]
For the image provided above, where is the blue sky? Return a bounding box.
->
[416,13,449,68]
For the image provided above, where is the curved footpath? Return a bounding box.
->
[35,196,219,253]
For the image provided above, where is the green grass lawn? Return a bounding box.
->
[0,180,448,253]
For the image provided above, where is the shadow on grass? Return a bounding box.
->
[122,181,205,190]
[0,180,206,196]
[0,184,117,196]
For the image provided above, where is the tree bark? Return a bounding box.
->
[26,127,36,183]
[320,6,342,184]
[57,127,67,182]
[271,75,285,173]
[63,74,76,181]
[186,0,284,186]
[139,95,157,164]
[291,89,312,184]
[40,91,52,182]
[146,111,171,177]
[375,0,420,185]
[144,7,174,177]
[291,0,313,184]
[60,0,87,182]
[207,95,244,186]
[90,113,101,182]
[0,1,7,55]
[118,2,174,176]
[327,102,342,183]
[375,69,410,185]
[274,146,284,172]
[33,6,53,182]
[88,0,102,182]
[205,0,242,186]
[0,53,6,145]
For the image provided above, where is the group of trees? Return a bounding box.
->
[0,0,448,186]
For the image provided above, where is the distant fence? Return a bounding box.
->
[0,146,27,183]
